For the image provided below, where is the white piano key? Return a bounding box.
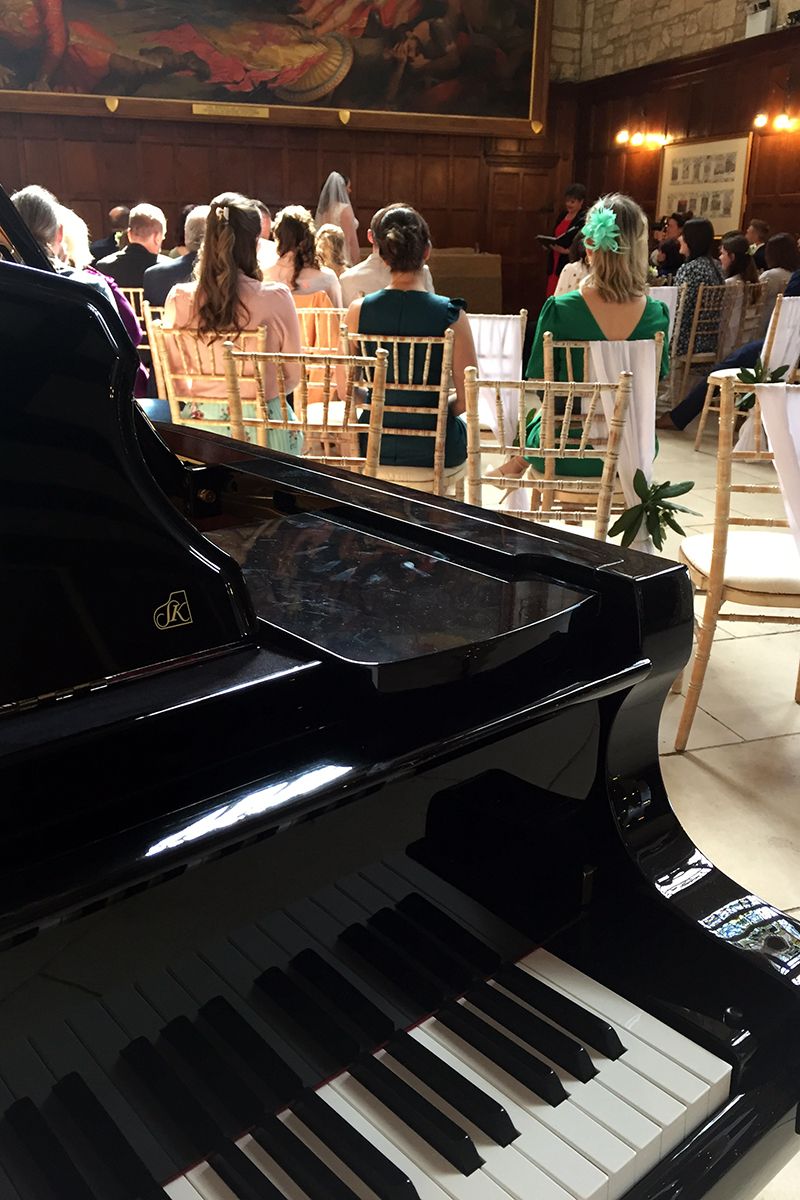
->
[525,951,732,1107]
[470,987,662,1170]
[328,1072,517,1200]
[314,1081,454,1200]
[488,977,687,1151]
[236,1133,312,1200]
[420,1017,642,1200]
[164,1180,207,1199]
[517,959,714,1125]
[409,1026,610,1200]
[183,1162,240,1200]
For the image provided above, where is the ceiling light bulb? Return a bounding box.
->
[631,131,644,146]
[774,112,791,131]
[753,112,769,128]
[615,128,630,144]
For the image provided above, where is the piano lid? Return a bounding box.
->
[0,186,256,713]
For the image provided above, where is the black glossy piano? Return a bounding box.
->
[1,185,799,1200]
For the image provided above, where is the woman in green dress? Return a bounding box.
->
[492,192,671,480]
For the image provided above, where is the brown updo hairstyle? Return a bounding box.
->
[375,205,431,274]
[196,192,261,337]
[273,205,318,289]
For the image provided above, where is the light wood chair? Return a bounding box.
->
[343,327,464,498]
[223,343,388,475]
[693,293,798,451]
[294,302,347,354]
[675,376,800,752]
[142,300,165,396]
[465,371,633,539]
[119,286,145,322]
[672,282,741,405]
[150,323,269,434]
[542,330,664,390]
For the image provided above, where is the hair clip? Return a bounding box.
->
[583,205,621,253]
[215,205,230,223]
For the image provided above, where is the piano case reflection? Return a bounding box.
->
[1,183,799,1200]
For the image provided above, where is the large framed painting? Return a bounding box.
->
[0,0,551,132]
[657,135,752,235]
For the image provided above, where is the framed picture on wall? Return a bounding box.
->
[657,135,752,235]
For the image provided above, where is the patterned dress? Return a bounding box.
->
[674,255,725,356]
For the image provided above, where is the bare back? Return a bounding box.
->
[580,284,647,341]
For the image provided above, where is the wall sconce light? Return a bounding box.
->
[630,131,645,146]
[615,128,630,144]
[753,112,769,128]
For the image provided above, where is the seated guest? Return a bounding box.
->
[168,203,199,259]
[162,193,303,452]
[342,204,477,473]
[673,217,724,357]
[340,203,435,306]
[720,233,759,285]
[657,265,800,430]
[90,204,129,262]
[493,193,669,480]
[264,206,342,306]
[746,218,770,271]
[554,233,589,296]
[665,210,693,242]
[143,205,209,308]
[255,199,278,271]
[650,217,668,267]
[96,203,170,288]
[315,223,348,277]
[760,233,800,331]
[12,185,114,306]
[654,236,682,280]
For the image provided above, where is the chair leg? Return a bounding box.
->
[674,602,719,752]
[693,381,716,451]
[454,477,465,503]
[670,670,684,695]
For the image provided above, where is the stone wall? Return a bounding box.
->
[549,0,795,82]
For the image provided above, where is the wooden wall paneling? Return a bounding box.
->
[61,141,100,199]
[21,139,62,197]
[420,158,449,209]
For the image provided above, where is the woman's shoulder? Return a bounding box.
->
[642,294,672,328]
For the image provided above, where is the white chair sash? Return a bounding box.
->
[756,383,800,557]
[765,295,800,376]
[588,340,658,552]
[467,313,523,442]
[649,286,678,345]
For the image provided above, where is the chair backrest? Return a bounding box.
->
[737,281,767,346]
[542,330,664,395]
[343,327,456,496]
[223,343,388,474]
[151,323,267,429]
[683,282,735,361]
[464,370,632,540]
[758,382,800,553]
[142,300,165,395]
[120,286,145,320]
[763,294,800,378]
[467,309,527,437]
[295,305,347,353]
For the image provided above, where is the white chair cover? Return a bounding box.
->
[757,383,800,558]
[649,286,678,344]
[467,313,523,441]
[735,297,800,451]
[588,340,658,552]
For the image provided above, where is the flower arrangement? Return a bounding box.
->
[736,358,790,411]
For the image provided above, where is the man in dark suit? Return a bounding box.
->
[96,203,169,288]
[746,218,770,271]
[90,205,129,263]
[143,205,209,307]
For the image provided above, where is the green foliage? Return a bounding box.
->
[736,357,790,411]
[608,470,698,551]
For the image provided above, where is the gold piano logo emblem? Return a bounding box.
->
[153,590,193,631]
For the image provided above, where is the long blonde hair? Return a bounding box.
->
[584,193,649,303]
[195,192,261,336]
[315,223,347,276]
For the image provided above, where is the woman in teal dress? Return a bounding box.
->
[342,204,477,469]
[493,192,671,480]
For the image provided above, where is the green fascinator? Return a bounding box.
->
[583,206,621,253]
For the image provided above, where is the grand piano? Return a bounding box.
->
[1,185,799,1200]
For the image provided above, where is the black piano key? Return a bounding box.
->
[496,964,626,1059]
[52,1074,167,1200]
[350,1057,483,1177]
[291,948,395,1044]
[120,1037,222,1159]
[254,968,361,1066]
[253,1115,360,1200]
[394,892,501,975]
[161,1015,264,1131]
[292,1090,419,1200]
[466,982,597,1082]
[209,1144,288,1200]
[339,923,443,1012]
[199,996,303,1110]
[4,1098,99,1200]
[0,1156,22,1200]
[387,1031,518,1147]
[367,908,476,993]
[436,1004,568,1106]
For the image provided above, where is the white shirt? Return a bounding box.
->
[339,251,435,308]
[257,238,279,272]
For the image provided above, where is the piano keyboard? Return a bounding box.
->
[0,856,731,1200]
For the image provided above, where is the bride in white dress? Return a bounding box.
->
[315,171,360,267]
